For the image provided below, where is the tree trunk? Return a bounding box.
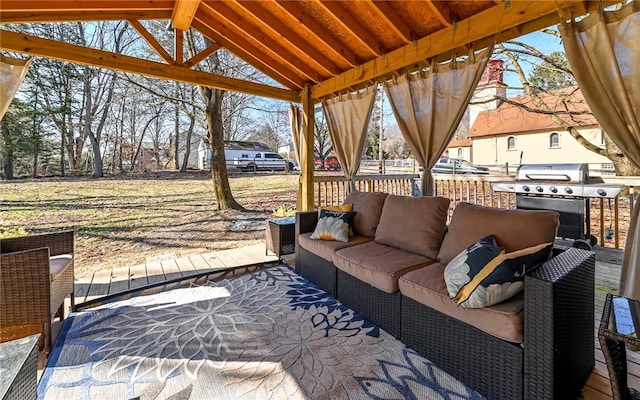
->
[0,123,13,180]
[204,87,243,210]
[180,113,195,172]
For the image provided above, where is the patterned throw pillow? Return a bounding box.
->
[310,210,357,243]
[444,235,553,308]
[317,203,353,217]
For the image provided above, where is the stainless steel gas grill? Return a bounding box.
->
[491,163,621,245]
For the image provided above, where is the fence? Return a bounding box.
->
[313,172,638,249]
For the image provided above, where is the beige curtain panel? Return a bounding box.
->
[289,104,303,167]
[322,86,377,189]
[384,48,492,196]
[0,54,32,120]
[560,2,640,298]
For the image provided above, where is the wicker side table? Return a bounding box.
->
[0,334,39,400]
[266,217,296,258]
[599,293,640,400]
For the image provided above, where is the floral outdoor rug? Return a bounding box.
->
[39,266,485,400]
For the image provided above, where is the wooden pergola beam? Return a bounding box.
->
[311,0,614,99]
[184,42,221,68]
[0,29,299,102]
[233,1,342,77]
[273,1,359,68]
[0,10,172,23]
[192,11,305,89]
[199,2,324,84]
[0,0,174,12]
[367,1,413,43]
[312,0,382,58]
[424,0,454,27]
[171,0,200,31]
[127,19,174,65]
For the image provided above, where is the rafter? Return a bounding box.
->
[0,29,298,102]
[127,19,174,64]
[0,0,174,12]
[0,10,173,24]
[171,0,200,31]
[184,42,221,68]
[200,1,324,83]
[424,0,454,27]
[233,1,341,76]
[311,0,618,99]
[367,1,412,43]
[312,0,382,58]
[273,1,359,68]
[191,16,305,89]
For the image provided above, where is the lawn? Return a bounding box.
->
[0,171,298,276]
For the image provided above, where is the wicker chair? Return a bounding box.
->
[0,231,75,352]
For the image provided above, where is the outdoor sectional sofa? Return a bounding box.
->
[295,191,595,400]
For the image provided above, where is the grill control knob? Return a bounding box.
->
[597,189,607,197]
[550,186,558,193]
[536,186,544,193]
[564,187,573,194]
[522,185,530,192]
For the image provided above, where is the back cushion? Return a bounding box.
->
[375,195,450,259]
[438,202,559,265]
[343,191,388,237]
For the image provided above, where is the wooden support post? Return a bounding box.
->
[174,29,184,66]
[300,85,315,211]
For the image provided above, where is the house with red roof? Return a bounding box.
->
[467,87,611,171]
[447,61,612,174]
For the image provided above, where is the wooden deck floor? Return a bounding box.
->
[73,243,280,304]
[70,243,632,399]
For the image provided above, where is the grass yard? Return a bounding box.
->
[0,171,298,276]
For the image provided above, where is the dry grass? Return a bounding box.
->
[0,170,298,276]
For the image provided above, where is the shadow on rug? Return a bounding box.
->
[39,266,485,399]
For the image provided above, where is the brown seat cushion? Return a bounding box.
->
[399,263,525,343]
[298,232,372,262]
[333,241,435,293]
[343,191,388,237]
[49,254,73,281]
[375,195,450,259]
[438,202,560,265]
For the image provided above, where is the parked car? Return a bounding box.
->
[314,156,341,171]
[234,152,295,171]
[431,157,489,174]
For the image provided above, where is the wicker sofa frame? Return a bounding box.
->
[0,231,75,352]
[295,211,595,400]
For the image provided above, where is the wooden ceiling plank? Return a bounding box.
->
[367,1,413,43]
[171,0,201,31]
[311,0,616,99]
[191,16,305,89]
[0,28,298,102]
[0,0,175,12]
[127,19,174,65]
[233,1,342,76]
[184,42,222,68]
[273,1,359,67]
[0,10,173,23]
[312,0,382,58]
[424,0,454,27]
[200,1,324,83]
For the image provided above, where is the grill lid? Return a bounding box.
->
[516,163,589,183]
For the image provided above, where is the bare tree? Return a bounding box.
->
[496,33,640,176]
